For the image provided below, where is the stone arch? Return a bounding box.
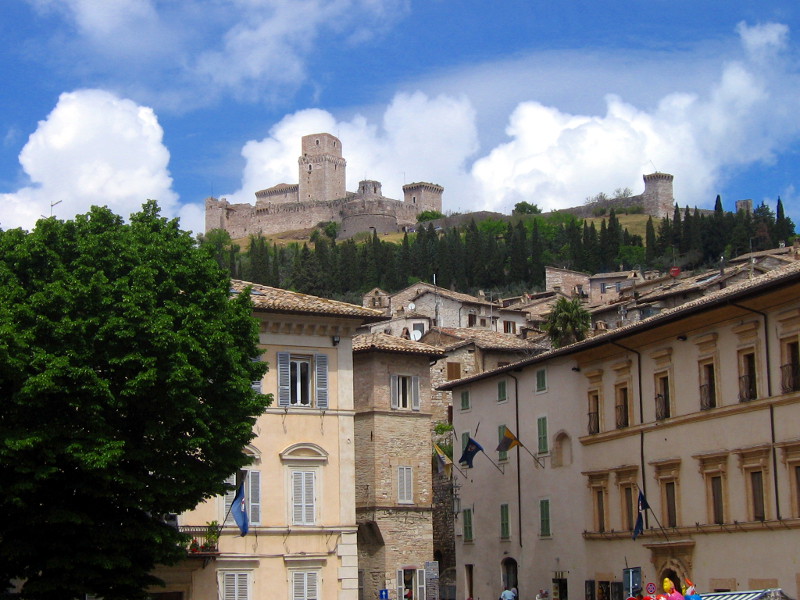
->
[280,442,329,464]
[501,557,518,592]
[657,559,688,595]
[552,430,572,467]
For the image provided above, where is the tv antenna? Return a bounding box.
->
[42,199,62,218]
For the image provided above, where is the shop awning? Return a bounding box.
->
[701,590,794,600]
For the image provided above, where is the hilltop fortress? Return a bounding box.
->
[205,133,443,239]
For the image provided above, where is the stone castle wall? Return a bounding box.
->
[563,172,675,220]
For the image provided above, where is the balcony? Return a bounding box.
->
[615,404,629,429]
[180,525,220,556]
[738,374,757,402]
[699,383,716,410]
[587,411,599,435]
[781,362,800,393]
[655,394,670,420]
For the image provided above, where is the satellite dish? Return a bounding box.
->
[408,303,416,311]
[411,330,422,341]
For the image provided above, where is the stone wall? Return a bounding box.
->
[562,172,675,220]
[545,266,590,295]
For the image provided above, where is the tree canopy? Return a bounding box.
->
[0,202,270,599]
[544,297,591,348]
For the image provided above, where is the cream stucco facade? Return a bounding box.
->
[444,262,800,600]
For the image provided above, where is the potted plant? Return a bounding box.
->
[204,520,220,552]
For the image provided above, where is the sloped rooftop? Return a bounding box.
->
[353,332,446,357]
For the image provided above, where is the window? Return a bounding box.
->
[500,503,510,539]
[460,390,470,410]
[497,380,507,402]
[292,571,319,600]
[447,362,461,381]
[711,476,724,524]
[588,390,600,434]
[587,473,609,532]
[463,508,474,541]
[391,375,420,410]
[412,323,425,337]
[397,568,425,600]
[537,417,548,454]
[738,350,758,401]
[652,458,681,528]
[468,313,477,327]
[655,373,670,420]
[595,489,606,532]
[750,470,766,521]
[781,338,800,393]
[539,498,551,536]
[700,360,717,410]
[398,466,413,504]
[779,441,800,517]
[615,384,630,428]
[498,425,509,461]
[503,320,516,334]
[535,368,547,393]
[224,470,261,526]
[222,572,249,600]
[695,451,727,525]
[292,470,316,525]
[277,352,328,409]
[622,485,635,531]
[461,431,470,454]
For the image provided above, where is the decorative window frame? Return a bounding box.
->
[732,320,761,403]
[735,444,771,521]
[584,368,603,435]
[777,440,800,518]
[693,450,729,525]
[584,470,610,533]
[613,466,639,532]
[650,457,681,528]
[280,443,328,527]
[694,333,719,410]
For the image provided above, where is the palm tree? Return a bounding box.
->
[544,297,591,348]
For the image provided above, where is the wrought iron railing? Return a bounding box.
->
[615,404,629,428]
[180,526,220,555]
[587,411,599,434]
[699,383,716,410]
[738,374,757,402]
[780,362,800,393]
[655,394,670,420]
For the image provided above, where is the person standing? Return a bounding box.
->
[501,586,516,600]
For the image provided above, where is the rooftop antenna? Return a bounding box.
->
[649,160,658,173]
[42,199,62,218]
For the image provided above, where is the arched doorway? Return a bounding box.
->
[659,568,683,597]
[502,557,518,595]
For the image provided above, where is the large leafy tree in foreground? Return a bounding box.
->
[0,202,270,599]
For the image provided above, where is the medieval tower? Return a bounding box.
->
[298,133,347,202]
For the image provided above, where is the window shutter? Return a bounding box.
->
[292,472,304,524]
[224,474,236,524]
[304,471,315,524]
[397,570,404,600]
[222,572,248,600]
[390,375,399,409]
[249,470,261,525]
[315,354,328,409]
[250,356,262,393]
[416,568,426,600]
[224,572,236,600]
[237,573,247,600]
[411,376,420,411]
[307,572,318,600]
[538,416,548,453]
[293,572,305,600]
[278,352,291,406]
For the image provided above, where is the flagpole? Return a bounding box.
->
[480,449,505,474]
[518,442,545,468]
[636,484,670,542]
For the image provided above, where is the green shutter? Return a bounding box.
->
[498,380,507,402]
[463,508,473,541]
[460,390,470,410]
[540,498,551,536]
[498,425,507,461]
[537,416,548,454]
[500,503,510,539]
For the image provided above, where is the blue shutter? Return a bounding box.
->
[278,352,291,407]
[315,354,328,409]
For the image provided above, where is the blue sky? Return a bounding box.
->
[2,1,800,234]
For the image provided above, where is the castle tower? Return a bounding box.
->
[358,180,383,199]
[403,182,443,214]
[298,133,347,202]
[642,172,674,219]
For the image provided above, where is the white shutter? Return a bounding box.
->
[411,376,420,411]
[304,471,315,524]
[293,572,304,600]
[222,572,248,600]
[236,573,248,600]
[248,470,261,525]
[224,474,236,524]
[416,568,426,600]
[292,471,304,524]
[397,569,404,600]
[315,354,328,409]
[307,572,318,600]
[278,352,291,406]
[390,375,399,409]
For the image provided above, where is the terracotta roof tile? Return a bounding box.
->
[425,327,546,351]
[353,332,446,356]
[231,280,385,320]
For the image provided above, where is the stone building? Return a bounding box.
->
[352,333,446,600]
[564,172,675,220]
[440,260,800,600]
[205,133,443,240]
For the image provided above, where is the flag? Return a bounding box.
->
[458,437,484,468]
[496,426,521,452]
[434,443,453,479]
[632,490,649,540]
[232,473,249,536]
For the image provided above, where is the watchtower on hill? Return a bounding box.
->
[298,133,347,202]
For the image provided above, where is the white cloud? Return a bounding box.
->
[0,89,178,231]
[225,92,479,209]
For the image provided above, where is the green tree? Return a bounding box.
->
[775,197,795,244]
[543,297,591,348]
[416,210,445,222]
[0,203,270,599]
[513,201,542,214]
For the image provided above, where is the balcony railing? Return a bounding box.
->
[587,411,599,434]
[699,383,716,410]
[615,404,629,429]
[781,363,800,393]
[655,394,670,420]
[180,525,220,555]
[738,374,757,402]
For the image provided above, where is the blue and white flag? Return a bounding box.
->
[232,480,249,536]
[458,437,484,468]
